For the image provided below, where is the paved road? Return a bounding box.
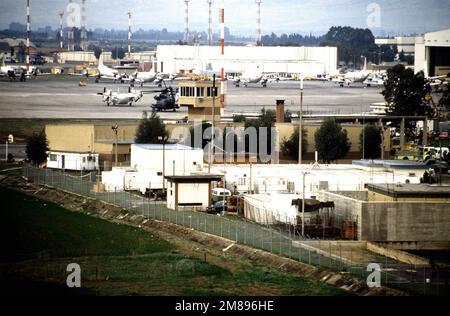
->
[0,75,385,119]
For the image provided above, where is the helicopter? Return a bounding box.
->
[151,82,180,112]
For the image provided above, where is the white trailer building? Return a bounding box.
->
[47,151,99,171]
[101,144,205,194]
[156,45,338,77]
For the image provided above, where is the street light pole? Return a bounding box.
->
[209,74,216,173]
[299,76,304,165]
[158,136,167,194]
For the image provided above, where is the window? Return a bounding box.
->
[196,87,205,97]
[193,162,197,165]
[82,157,86,163]
[207,87,218,97]
[157,172,163,176]
[49,154,57,162]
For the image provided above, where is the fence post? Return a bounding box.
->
[235,220,238,242]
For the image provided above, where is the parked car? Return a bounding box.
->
[213,200,227,213]
[425,159,449,174]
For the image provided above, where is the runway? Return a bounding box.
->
[0,75,385,119]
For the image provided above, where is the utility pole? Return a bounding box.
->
[298,76,304,165]
[158,136,167,194]
[301,171,310,237]
[111,124,118,167]
[209,74,216,173]
[207,0,213,46]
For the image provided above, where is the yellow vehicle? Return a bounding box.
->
[78,81,87,87]
[396,150,420,161]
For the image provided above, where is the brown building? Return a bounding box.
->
[178,81,221,122]
[45,123,138,170]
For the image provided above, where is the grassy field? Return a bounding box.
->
[0,186,352,296]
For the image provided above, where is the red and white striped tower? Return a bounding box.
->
[26,0,31,72]
[127,11,132,59]
[255,0,262,45]
[219,0,225,111]
[81,0,87,50]
[59,12,64,50]
[68,0,74,51]
[184,0,190,44]
[207,0,213,46]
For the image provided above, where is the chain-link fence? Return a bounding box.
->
[22,165,449,295]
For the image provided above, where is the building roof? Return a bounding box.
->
[352,160,429,170]
[133,144,200,151]
[368,183,450,198]
[97,139,135,145]
[165,174,223,182]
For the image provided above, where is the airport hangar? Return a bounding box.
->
[155,45,338,77]
[414,28,450,76]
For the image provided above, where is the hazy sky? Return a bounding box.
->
[1,0,450,36]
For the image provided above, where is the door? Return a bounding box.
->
[61,155,65,169]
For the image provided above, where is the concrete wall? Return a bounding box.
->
[317,191,363,240]
[318,190,450,243]
[362,202,450,242]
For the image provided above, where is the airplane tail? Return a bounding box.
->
[98,54,104,67]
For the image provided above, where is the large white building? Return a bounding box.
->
[414,29,450,76]
[156,45,338,77]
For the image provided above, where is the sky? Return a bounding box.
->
[0,0,450,36]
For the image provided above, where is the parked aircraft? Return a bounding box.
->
[97,87,144,106]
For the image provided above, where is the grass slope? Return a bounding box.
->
[0,186,352,296]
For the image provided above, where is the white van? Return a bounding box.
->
[212,188,231,202]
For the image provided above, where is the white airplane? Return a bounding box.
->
[234,67,269,87]
[0,57,16,76]
[129,69,158,86]
[96,55,125,82]
[97,87,144,106]
[333,58,370,87]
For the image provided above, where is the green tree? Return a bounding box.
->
[281,127,308,162]
[111,47,126,60]
[26,130,49,166]
[382,64,432,117]
[320,26,377,67]
[359,125,382,159]
[314,119,351,164]
[88,44,102,59]
[135,110,168,144]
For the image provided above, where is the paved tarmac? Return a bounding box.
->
[0,75,385,119]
